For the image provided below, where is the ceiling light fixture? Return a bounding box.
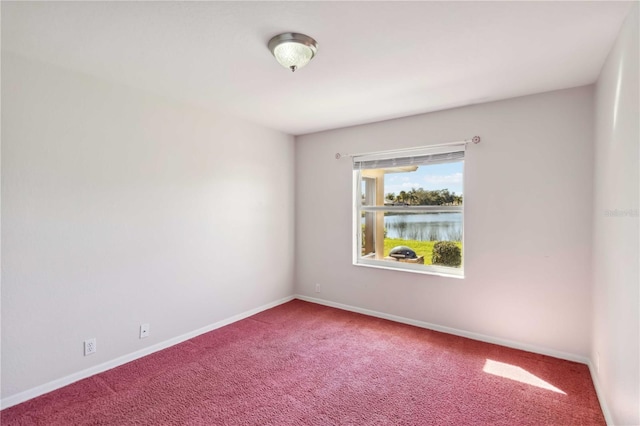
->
[268,33,318,72]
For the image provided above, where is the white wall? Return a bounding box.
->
[592,5,639,425]
[295,86,594,359]
[1,53,295,400]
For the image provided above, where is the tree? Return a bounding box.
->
[408,188,418,205]
[399,191,407,204]
[386,188,463,206]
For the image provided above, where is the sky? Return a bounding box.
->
[383,161,463,197]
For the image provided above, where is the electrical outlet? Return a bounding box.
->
[596,352,600,373]
[84,338,96,356]
[140,323,150,339]
[315,283,321,293]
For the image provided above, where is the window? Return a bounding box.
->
[353,144,465,277]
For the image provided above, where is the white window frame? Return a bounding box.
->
[352,145,465,278]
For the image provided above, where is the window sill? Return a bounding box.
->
[353,259,464,279]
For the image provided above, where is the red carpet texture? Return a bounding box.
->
[2,299,605,425]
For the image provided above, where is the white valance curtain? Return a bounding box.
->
[352,144,466,170]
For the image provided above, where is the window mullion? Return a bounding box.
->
[361,205,463,213]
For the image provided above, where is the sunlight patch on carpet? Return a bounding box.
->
[483,359,566,394]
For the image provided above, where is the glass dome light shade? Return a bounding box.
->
[268,33,318,72]
[273,42,313,71]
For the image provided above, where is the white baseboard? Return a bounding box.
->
[295,294,589,364]
[0,295,295,410]
[588,361,614,426]
[4,293,611,422]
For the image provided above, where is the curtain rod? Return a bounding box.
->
[335,136,480,160]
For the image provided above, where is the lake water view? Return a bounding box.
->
[377,212,462,241]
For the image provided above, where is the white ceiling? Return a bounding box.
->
[2,1,634,135]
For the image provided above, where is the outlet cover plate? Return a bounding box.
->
[140,324,150,339]
[84,338,96,356]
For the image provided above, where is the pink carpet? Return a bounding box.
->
[2,300,605,425]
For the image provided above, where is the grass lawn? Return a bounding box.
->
[384,238,462,266]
